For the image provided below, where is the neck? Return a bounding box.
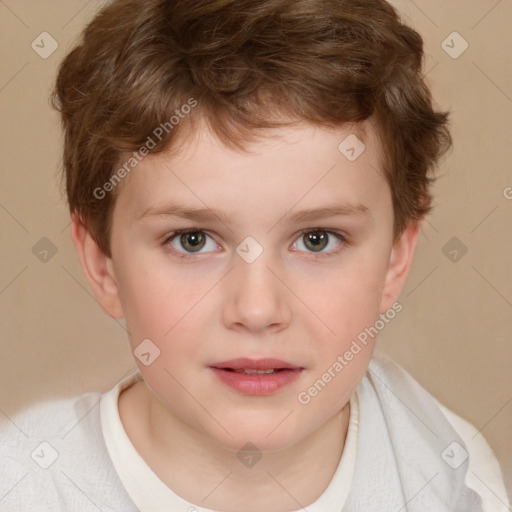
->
[119,380,350,512]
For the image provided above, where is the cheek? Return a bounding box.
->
[117,270,208,398]
[114,255,195,344]
[303,250,389,344]
[294,260,384,412]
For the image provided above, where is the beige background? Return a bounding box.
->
[1,0,511,503]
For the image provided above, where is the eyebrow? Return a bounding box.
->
[138,201,370,224]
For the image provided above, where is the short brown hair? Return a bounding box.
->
[52,0,452,257]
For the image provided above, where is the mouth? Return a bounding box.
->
[209,358,304,395]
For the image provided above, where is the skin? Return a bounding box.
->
[71,118,419,512]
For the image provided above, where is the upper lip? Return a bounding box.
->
[210,358,302,370]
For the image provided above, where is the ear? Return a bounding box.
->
[379,222,420,313]
[70,214,124,319]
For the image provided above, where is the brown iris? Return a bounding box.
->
[303,230,328,252]
[180,231,206,252]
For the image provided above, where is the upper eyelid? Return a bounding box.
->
[165,227,346,240]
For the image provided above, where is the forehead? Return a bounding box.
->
[166,117,379,167]
[113,118,389,225]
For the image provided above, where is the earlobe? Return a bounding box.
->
[70,214,124,319]
[379,222,420,313]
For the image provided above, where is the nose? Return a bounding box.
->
[221,252,292,334]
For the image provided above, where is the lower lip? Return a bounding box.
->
[209,368,303,395]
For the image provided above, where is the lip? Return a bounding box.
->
[209,358,304,396]
[210,358,302,371]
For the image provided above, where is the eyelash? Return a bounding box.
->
[162,227,348,260]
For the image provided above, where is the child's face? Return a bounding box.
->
[98,120,416,452]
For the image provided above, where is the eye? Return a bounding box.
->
[163,227,346,259]
[291,229,345,254]
[164,229,219,255]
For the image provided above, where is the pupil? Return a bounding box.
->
[181,232,205,252]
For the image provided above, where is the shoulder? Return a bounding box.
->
[2,390,102,435]
[1,391,136,511]
[366,351,510,512]
[434,399,511,512]
[1,391,103,461]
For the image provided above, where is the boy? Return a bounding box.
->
[1,0,509,510]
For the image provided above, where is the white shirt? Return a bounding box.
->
[100,371,510,512]
[1,366,509,511]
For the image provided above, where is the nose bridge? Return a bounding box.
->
[222,242,291,332]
